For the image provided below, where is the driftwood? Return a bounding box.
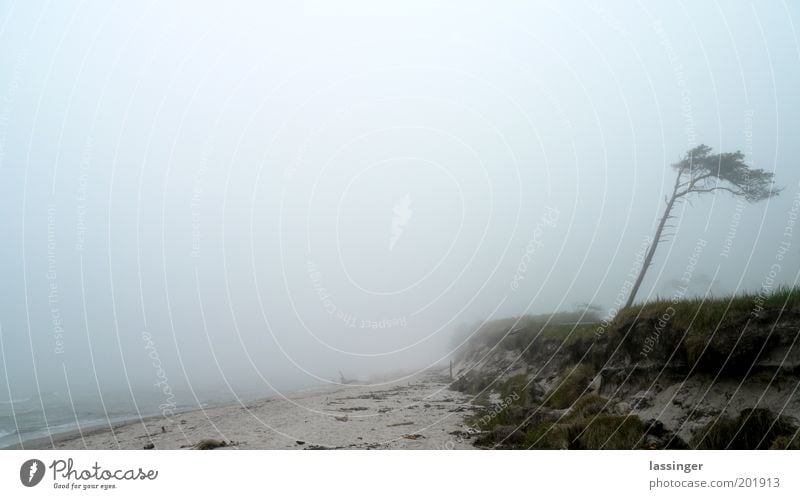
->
[387,421,414,427]
[192,438,228,450]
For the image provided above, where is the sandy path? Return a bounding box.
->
[30,369,480,450]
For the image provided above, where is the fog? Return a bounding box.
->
[1,1,799,408]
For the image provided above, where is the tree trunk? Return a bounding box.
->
[624,170,684,309]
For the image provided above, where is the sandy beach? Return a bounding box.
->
[12,369,480,450]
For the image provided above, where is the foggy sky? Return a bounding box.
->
[1,1,799,404]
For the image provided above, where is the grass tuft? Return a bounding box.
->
[564,394,611,422]
[691,408,798,450]
[576,415,646,450]
[544,363,595,409]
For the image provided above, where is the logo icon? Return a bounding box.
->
[390,194,413,251]
[20,459,45,487]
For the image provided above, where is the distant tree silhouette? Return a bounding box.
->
[625,144,781,309]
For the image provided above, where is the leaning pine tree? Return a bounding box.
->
[624,144,781,309]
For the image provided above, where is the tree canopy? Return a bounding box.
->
[672,144,781,202]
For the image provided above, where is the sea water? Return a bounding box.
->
[0,389,208,449]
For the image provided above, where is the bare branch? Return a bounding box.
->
[690,186,746,196]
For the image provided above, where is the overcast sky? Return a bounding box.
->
[1,1,799,403]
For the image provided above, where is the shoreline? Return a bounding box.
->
[4,368,479,450]
[2,411,188,451]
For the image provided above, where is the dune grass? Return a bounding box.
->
[563,393,612,422]
[462,310,602,357]
[543,363,596,409]
[576,415,645,450]
[615,286,800,333]
[691,408,798,450]
[465,288,800,360]
[455,287,800,449]
[606,286,800,370]
[523,412,646,450]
